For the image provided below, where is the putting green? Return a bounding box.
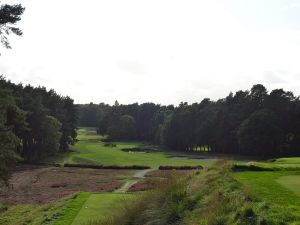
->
[277,175,300,197]
[71,193,131,225]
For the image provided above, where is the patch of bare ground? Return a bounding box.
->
[0,165,133,205]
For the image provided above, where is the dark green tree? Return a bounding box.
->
[39,115,62,157]
[0,2,25,49]
[107,115,136,140]
[0,89,26,185]
[237,109,284,156]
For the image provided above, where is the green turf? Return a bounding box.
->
[77,134,104,141]
[76,127,105,141]
[236,170,300,223]
[59,141,212,168]
[71,193,131,225]
[52,192,92,225]
[277,175,300,197]
[275,157,300,164]
[53,127,214,168]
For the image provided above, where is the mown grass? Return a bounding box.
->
[90,160,299,225]
[64,141,211,168]
[52,128,213,168]
[236,170,300,224]
[52,192,91,225]
[277,175,300,196]
[71,193,132,225]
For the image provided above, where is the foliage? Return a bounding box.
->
[237,109,284,156]
[0,76,77,183]
[107,115,136,140]
[0,89,25,185]
[0,2,24,49]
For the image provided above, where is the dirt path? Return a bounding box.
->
[115,169,156,193]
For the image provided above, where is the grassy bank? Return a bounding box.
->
[91,160,300,225]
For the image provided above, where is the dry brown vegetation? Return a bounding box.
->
[0,165,133,205]
[128,170,194,192]
[146,169,193,179]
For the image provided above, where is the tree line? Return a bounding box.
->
[0,76,77,184]
[78,84,300,158]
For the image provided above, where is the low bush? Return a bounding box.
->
[232,164,275,171]
[63,163,150,170]
[122,146,160,153]
[122,148,146,153]
[102,138,113,142]
[104,143,117,147]
[19,161,61,167]
[159,165,203,170]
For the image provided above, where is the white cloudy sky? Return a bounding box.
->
[2,0,300,104]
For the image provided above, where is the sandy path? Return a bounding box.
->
[115,169,156,193]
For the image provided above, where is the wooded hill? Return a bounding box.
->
[78,84,300,157]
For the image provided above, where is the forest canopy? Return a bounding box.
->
[78,84,300,157]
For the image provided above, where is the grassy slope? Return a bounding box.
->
[234,157,300,224]
[92,161,300,225]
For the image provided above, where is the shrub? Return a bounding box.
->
[63,163,150,170]
[0,204,8,213]
[232,164,274,172]
[159,165,203,170]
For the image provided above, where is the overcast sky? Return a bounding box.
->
[2,0,300,105]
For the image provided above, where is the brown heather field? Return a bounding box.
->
[0,165,134,205]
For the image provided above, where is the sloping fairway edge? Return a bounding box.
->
[277,175,300,197]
